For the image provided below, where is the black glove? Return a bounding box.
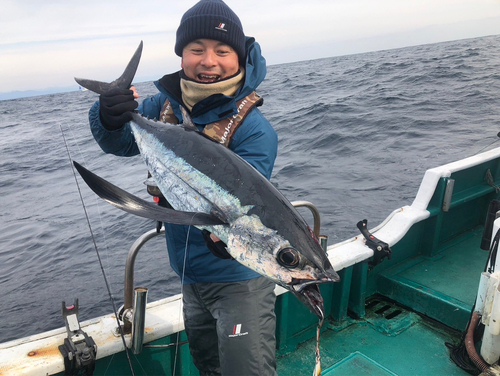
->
[201,230,233,260]
[99,87,138,130]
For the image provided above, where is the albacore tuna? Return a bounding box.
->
[74,41,339,318]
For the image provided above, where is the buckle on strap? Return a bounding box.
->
[58,299,97,376]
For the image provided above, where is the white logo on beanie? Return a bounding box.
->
[215,22,227,32]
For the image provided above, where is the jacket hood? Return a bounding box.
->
[155,37,267,125]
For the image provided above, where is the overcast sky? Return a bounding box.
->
[2,0,500,93]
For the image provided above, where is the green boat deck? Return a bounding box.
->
[277,301,464,375]
[277,224,488,375]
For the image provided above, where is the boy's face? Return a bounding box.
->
[182,39,240,83]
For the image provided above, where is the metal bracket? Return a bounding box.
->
[442,178,455,212]
[58,299,97,376]
[357,219,392,269]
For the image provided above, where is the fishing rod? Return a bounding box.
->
[60,124,136,376]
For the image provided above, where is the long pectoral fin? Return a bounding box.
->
[73,161,226,226]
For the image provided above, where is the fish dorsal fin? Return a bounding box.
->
[73,161,226,226]
[180,107,198,131]
[74,41,143,94]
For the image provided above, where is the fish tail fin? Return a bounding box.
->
[73,78,116,95]
[74,41,143,94]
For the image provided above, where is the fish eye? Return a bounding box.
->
[277,247,300,268]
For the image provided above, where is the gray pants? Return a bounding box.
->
[182,276,277,376]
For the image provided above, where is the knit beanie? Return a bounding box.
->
[175,0,246,62]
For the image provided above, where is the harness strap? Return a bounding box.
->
[203,92,263,147]
[159,99,179,124]
[159,91,263,147]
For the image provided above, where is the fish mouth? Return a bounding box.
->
[292,283,326,319]
[289,269,340,319]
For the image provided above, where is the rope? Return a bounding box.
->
[485,169,500,194]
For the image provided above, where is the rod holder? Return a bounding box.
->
[291,201,321,238]
[319,235,328,252]
[122,228,164,333]
[131,287,148,354]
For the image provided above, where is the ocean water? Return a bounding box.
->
[1,35,500,343]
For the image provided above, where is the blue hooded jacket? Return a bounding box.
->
[89,38,278,284]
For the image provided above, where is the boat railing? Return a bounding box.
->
[119,200,324,351]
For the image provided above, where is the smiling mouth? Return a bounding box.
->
[197,74,220,83]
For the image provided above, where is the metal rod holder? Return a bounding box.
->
[131,287,148,354]
[121,228,164,333]
[319,235,328,252]
[291,201,321,238]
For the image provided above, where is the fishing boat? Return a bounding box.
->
[2,144,500,375]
